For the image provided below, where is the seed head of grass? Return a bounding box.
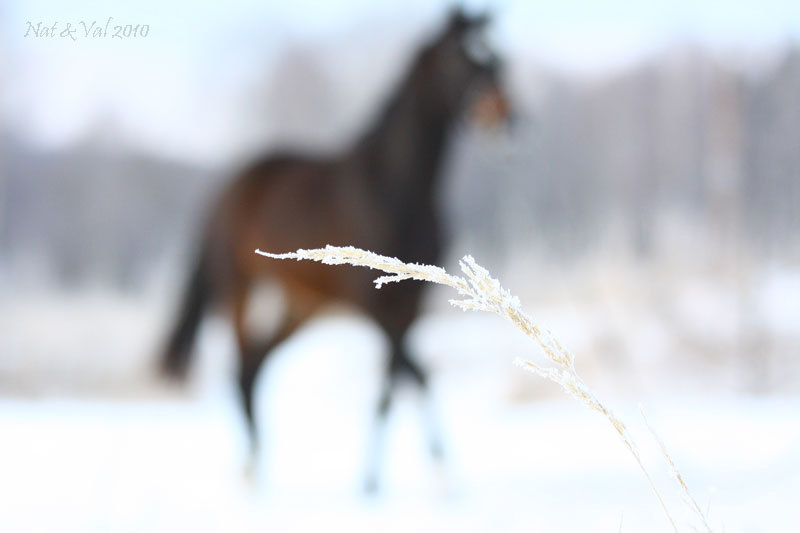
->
[256,245,712,532]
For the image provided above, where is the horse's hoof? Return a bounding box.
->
[243,457,259,487]
[363,476,379,496]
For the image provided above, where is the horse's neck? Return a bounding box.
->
[353,79,453,208]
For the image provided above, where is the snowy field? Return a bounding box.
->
[1,377,798,532]
[1,264,799,532]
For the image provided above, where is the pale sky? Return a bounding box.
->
[3,0,800,163]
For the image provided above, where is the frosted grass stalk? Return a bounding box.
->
[256,245,712,531]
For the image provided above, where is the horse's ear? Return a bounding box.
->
[468,11,491,29]
[446,6,491,34]
[446,6,471,33]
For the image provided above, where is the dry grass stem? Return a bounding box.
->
[256,244,711,532]
[640,405,713,532]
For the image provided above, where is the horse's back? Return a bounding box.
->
[206,152,384,306]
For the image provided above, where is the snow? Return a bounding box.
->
[1,390,798,532]
[754,268,800,339]
[1,264,799,532]
[1,305,799,532]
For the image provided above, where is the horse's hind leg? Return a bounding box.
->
[231,281,310,477]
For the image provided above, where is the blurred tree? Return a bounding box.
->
[243,44,341,151]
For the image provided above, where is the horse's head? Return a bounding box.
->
[421,8,510,129]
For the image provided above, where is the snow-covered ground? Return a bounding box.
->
[1,385,798,532]
[1,263,799,532]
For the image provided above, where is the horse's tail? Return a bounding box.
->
[160,243,212,380]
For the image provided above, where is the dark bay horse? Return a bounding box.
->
[161,10,508,486]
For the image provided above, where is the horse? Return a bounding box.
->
[160,9,509,488]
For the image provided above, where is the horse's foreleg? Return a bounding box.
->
[365,333,444,493]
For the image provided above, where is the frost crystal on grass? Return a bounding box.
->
[257,245,712,532]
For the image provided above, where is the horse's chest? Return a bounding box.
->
[391,204,442,263]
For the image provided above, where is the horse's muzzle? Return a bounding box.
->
[471,84,512,130]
